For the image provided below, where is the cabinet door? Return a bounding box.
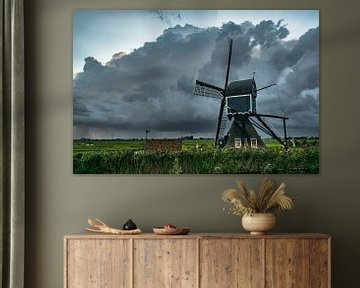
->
[133,239,198,288]
[66,239,131,288]
[309,239,330,288]
[200,239,264,288]
[266,239,310,288]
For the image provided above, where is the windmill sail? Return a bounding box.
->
[216,38,233,146]
[194,80,224,99]
[194,80,226,146]
[215,98,226,146]
[194,39,233,147]
[218,108,233,147]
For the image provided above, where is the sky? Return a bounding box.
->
[73,10,319,139]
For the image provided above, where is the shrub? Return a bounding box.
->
[73,147,319,174]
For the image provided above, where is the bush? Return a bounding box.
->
[73,147,319,174]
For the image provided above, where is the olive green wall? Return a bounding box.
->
[24,0,360,287]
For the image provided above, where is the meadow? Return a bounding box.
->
[73,138,319,174]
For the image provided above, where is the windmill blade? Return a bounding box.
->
[224,38,233,89]
[195,80,224,93]
[255,83,276,92]
[215,98,226,146]
[213,38,233,147]
[194,80,224,99]
[219,109,233,141]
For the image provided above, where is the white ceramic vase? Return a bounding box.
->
[242,213,276,235]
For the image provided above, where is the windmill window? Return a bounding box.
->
[251,138,258,148]
[234,138,242,148]
[227,95,252,114]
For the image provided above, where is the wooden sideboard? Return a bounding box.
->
[64,233,330,288]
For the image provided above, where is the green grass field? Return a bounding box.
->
[73,139,319,174]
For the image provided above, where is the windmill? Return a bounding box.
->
[194,38,289,150]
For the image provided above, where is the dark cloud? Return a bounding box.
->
[73,97,90,116]
[251,20,289,49]
[73,21,319,139]
[150,10,183,27]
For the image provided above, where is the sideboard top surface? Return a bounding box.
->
[64,232,330,240]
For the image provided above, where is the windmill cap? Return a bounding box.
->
[225,78,256,96]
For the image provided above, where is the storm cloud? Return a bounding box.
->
[73,20,319,139]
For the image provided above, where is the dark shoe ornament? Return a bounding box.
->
[123,219,137,230]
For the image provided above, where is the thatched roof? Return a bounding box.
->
[225,78,257,97]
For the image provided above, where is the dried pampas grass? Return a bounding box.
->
[222,179,294,216]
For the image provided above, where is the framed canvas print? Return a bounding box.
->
[73,10,319,174]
